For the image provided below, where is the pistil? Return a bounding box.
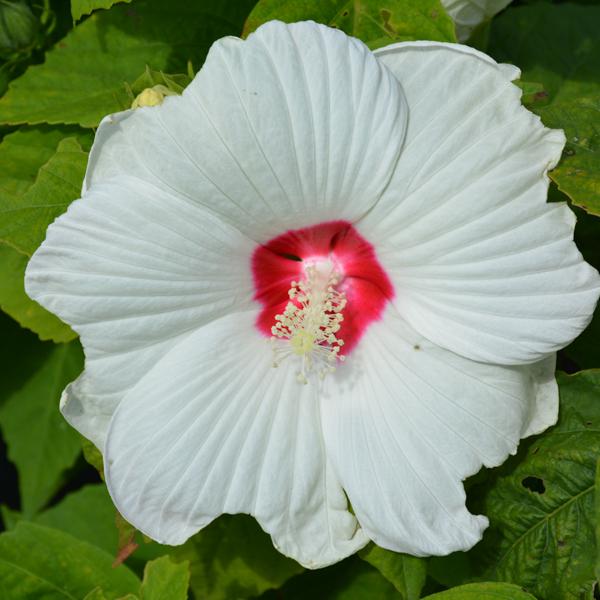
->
[271,260,346,384]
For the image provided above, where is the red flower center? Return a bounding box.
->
[252,221,394,355]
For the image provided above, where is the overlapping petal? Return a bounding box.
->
[25,176,255,448]
[359,42,600,366]
[520,354,558,437]
[84,20,408,242]
[441,0,512,41]
[104,312,368,568]
[321,307,557,556]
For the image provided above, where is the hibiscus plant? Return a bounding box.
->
[0,1,599,599]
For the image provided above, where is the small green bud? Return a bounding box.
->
[0,0,39,57]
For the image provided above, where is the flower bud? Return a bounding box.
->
[131,85,175,109]
[0,0,40,57]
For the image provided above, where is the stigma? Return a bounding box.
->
[271,259,346,384]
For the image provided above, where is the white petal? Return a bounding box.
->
[521,354,558,438]
[26,176,255,448]
[360,42,600,365]
[321,307,555,556]
[441,0,512,41]
[104,312,368,568]
[84,21,408,241]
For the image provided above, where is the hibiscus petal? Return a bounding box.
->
[521,353,558,438]
[104,312,368,568]
[441,0,512,41]
[84,20,408,241]
[25,176,255,448]
[321,307,555,556]
[360,42,600,365]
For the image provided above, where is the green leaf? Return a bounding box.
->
[359,544,426,599]
[273,556,401,599]
[489,4,599,104]
[422,582,537,600]
[0,127,68,196]
[428,552,473,589]
[0,136,89,256]
[0,340,83,516]
[0,127,89,341]
[0,243,76,342]
[34,484,118,553]
[243,0,456,49]
[7,484,167,574]
[488,3,600,215]
[513,80,548,109]
[81,435,105,478]
[0,505,21,531]
[596,458,600,586]
[173,514,303,600]
[129,65,192,96]
[0,0,257,127]
[469,370,600,600]
[0,522,140,599]
[538,97,600,216]
[71,0,132,21]
[140,556,190,600]
[0,310,44,400]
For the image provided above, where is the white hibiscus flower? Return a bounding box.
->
[441,0,513,41]
[25,21,599,568]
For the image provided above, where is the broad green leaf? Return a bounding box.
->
[0,136,88,256]
[0,127,89,341]
[0,127,91,256]
[140,556,190,600]
[538,97,600,216]
[489,4,599,103]
[488,3,600,215]
[0,505,21,530]
[0,311,46,401]
[129,65,192,96]
[35,484,118,553]
[469,370,600,600]
[0,340,83,516]
[596,459,600,586]
[0,522,140,599]
[174,514,303,600]
[360,544,426,599]
[71,0,132,21]
[243,0,456,48]
[422,582,537,600]
[428,552,473,589]
[271,556,400,599]
[0,243,76,342]
[513,80,548,109]
[0,0,257,127]
[0,127,67,197]
[20,484,168,573]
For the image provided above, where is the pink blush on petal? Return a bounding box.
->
[252,221,394,354]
